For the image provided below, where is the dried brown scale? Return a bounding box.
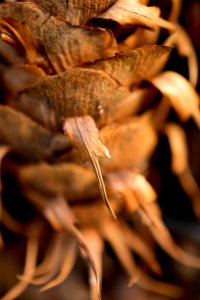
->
[0,105,71,161]
[88,45,172,87]
[20,0,116,25]
[0,2,117,72]
[15,68,130,130]
[15,0,173,31]
[0,2,47,38]
[15,45,171,130]
[38,18,117,73]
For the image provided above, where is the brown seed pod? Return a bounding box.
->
[0,1,199,299]
[12,45,170,217]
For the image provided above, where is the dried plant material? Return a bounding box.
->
[39,22,117,73]
[63,116,111,163]
[0,36,20,64]
[134,271,182,298]
[100,88,151,123]
[18,162,98,203]
[72,198,123,228]
[119,26,160,52]
[138,203,200,269]
[0,2,49,35]
[151,96,171,131]
[1,64,44,95]
[0,33,16,46]
[89,45,172,87]
[16,54,168,129]
[105,169,200,269]
[169,0,182,22]
[30,234,72,288]
[65,199,182,298]
[178,170,200,218]
[0,0,199,299]
[1,236,39,300]
[18,0,173,31]
[74,201,182,298]
[32,233,65,282]
[100,115,158,171]
[165,123,188,175]
[0,105,71,161]
[81,228,103,300]
[0,2,117,72]
[99,219,140,282]
[43,197,101,298]
[121,223,161,275]
[63,116,116,219]
[15,67,130,129]
[26,0,116,25]
[18,163,99,210]
[105,169,157,216]
[165,123,200,217]
[99,0,174,30]
[149,71,200,126]
[165,25,198,86]
[0,17,41,65]
[116,171,157,204]
[106,172,139,213]
[40,238,77,291]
